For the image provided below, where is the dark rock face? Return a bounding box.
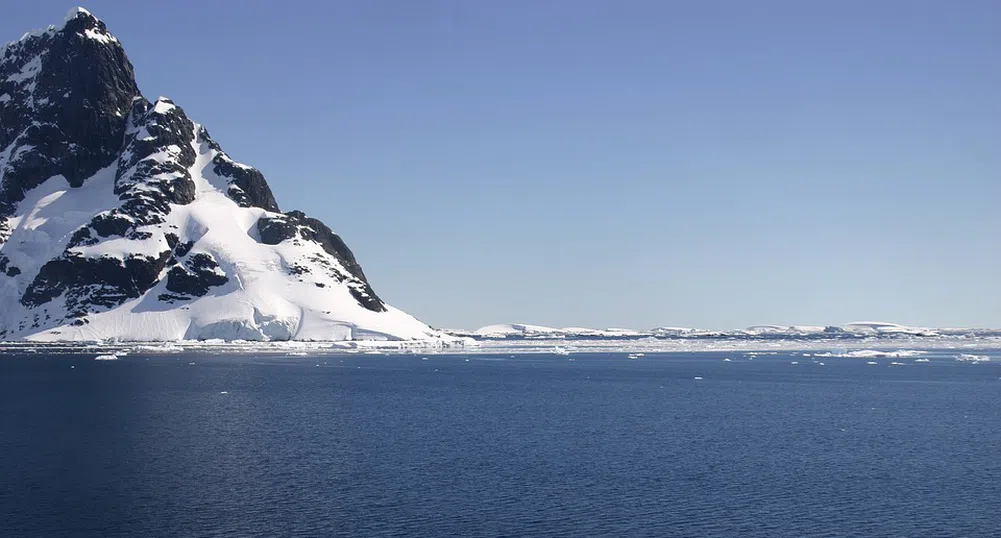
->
[258,211,386,312]
[0,10,138,224]
[0,9,396,335]
[216,159,280,212]
[173,240,195,258]
[95,97,199,235]
[0,254,20,276]
[199,126,280,212]
[22,250,171,312]
[258,211,370,283]
[116,99,197,205]
[164,253,228,298]
[90,212,133,238]
[223,163,280,212]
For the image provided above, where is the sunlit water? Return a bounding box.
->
[2,350,1000,537]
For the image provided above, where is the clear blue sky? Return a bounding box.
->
[4,1,1000,329]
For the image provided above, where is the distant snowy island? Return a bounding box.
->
[453,321,997,340]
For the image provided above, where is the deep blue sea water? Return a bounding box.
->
[2,350,1000,537]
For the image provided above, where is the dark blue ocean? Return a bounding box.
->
[2,350,1000,537]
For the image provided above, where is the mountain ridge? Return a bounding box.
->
[0,8,444,342]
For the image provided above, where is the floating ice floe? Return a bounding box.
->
[93,354,118,361]
[132,344,184,353]
[814,349,928,359]
[956,354,990,363]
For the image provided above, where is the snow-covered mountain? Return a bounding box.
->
[0,9,445,342]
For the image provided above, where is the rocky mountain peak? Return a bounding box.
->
[1,6,138,215]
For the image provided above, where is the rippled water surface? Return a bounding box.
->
[2,350,1000,537]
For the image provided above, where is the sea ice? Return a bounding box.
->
[956,354,990,363]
